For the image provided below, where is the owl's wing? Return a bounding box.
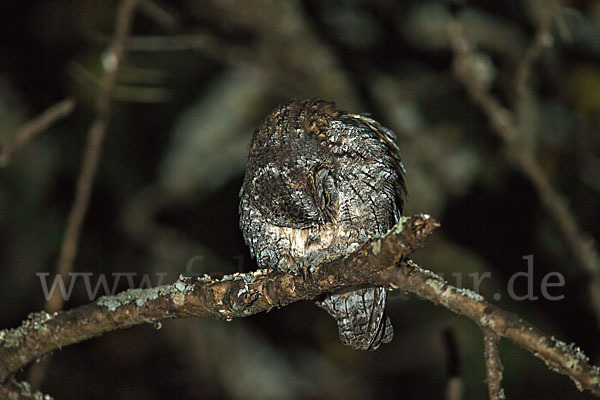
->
[346,114,407,212]
[241,164,322,229]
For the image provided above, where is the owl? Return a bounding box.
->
[239,99,406,350]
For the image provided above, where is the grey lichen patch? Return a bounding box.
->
[235,279,260,309]
[96,296,123,312]
[173,278,195,294]
[97,288,147,310]
[174,280,187,292]
[425,278,448,296]
[411,263,441,280]
[237,287,248,298]
[216,268,273,284]
[422,274,484,306]
[93,267,264,313]
[7,380,54,400]
[550,336,593,370]
[172,292,186,306]
[380,213,434,241]
[480,315,497,329]
[345,242,361,254]
[237,283,252,298]
[455,287,485,302]
[242,273,258,283]
[383,216,409,237]
[371,239,381,255]
[0,311,53,349]
[593,365,600,379]
[97,284,185,311]
[134,288,159,307]
[412,263,485,301]
[179,273,217,285]
[191,273,215,282]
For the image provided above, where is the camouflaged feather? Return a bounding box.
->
[239,98,406,350]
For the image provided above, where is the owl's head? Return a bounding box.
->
[240,99,346,228]
[240,98,405,233]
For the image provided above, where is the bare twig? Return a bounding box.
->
[446,377,464,400]
[447,13,600,323]
[514,4,556,98]
[0,97,75,167]
[444,329,464,400]
[0,215,434,383]
[28,0,143,390]
[124,33,249,54]
[1,215,600,397]
[483,328,505,400]
[401,258,600,397]
[50,0,142,313]
[85,31,254,73]
[139,0,179,31]
[69,62,171,103]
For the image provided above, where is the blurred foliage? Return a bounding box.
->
[1,0,599,399]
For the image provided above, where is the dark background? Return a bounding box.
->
[1,0,599,398]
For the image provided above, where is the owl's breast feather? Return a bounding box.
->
[262,221,356,270]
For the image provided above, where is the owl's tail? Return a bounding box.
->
[316,286,393,351]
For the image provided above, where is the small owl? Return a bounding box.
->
[239,99,406,350]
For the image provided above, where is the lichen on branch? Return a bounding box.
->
[0,214,435,383]
[1,214,599,398]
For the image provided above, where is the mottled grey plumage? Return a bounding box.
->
[239,99,406,350]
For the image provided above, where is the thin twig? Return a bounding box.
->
[482,328,505,400]
[68,62,171,103]
[514,3,556,98]
[50,0,142,313]
[446,377,464,400]
[444,329,464,400]
[139,0,179,31]
[0,214,433,383]
[124,33,253,65]
[1,215,600,396]
[28,0,143,390]
[0,97,75,167]
[86,30,253,65]
[447,13,600,323]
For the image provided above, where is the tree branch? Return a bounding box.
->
[0,97,75,167]
[514,1,556,98]
[395,258,600,396]
[50,0,142,313]
[483,328,505,400]
[444,329,464,400]
[0,214,435,382]
[1,214,599,397]
[28,0,143,389]
[447,9,600,325]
